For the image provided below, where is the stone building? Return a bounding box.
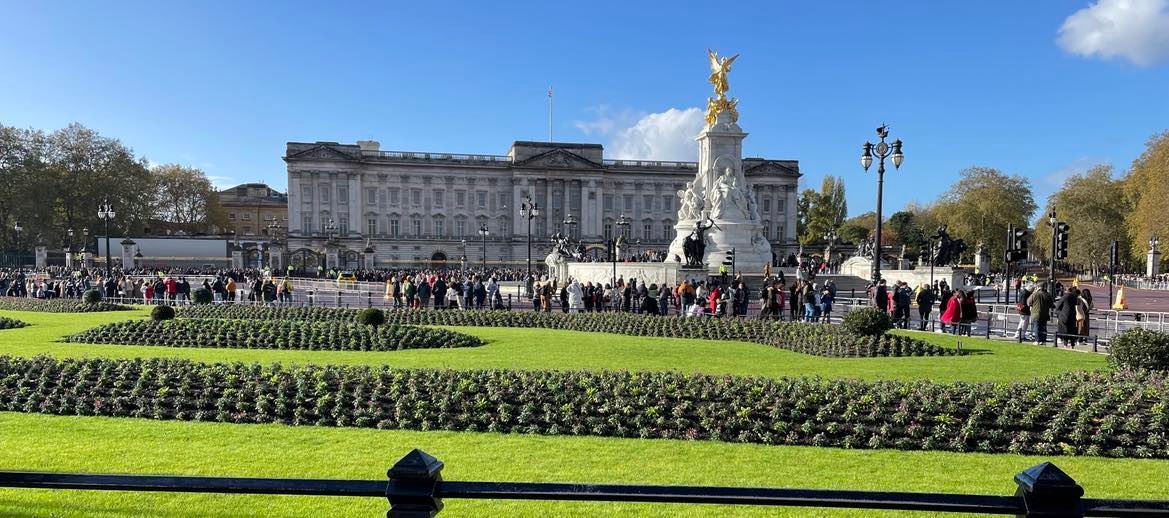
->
[217,183,289,238]
[283,140,799,270]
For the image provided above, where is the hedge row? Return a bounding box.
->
[63,319,483,351]
[175,306,957,358]
[0,297,133,313]
[0,317,27,330]
[1,355,1164,458]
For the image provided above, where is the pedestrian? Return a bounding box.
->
[1055,287,1080,347]
[566,279,583,313]
[819,286,834,323]
[1015,286,1032,342]
[959,290,977,336]
[940,289,964,335]
[915,283,935,331]
[1026,283,1053,345]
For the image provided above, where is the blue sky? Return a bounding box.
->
[2,1,1167,217]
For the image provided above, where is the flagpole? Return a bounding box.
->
[547,86,553,142]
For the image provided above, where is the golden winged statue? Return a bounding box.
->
[707,49,739,98]
[705,49,741,125]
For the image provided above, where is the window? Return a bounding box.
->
[603,223,612,241]
[367,218,377,236]
[778,225,785,242]
[411,189,421,206]
[623,195,633,211]
[643,223,653,240]
[434,220,444,236]
[498,192,509,209]
[301,185,313,201]
[643,195,653,211]
[456,191,466,208]
[455,220,465,237]
[662,196,673,212]
[389,188,400,205]
[365,188,376,206]
[228,213,236,220]
[536,220,546,237]
[762,198,771,212]
[320,184,330,203]
[390,219,400,237]
[242,213,251,221]
[603,195,613,211]
[776,199,786,213]
[339,214,349,235]
[302,214,312,234]
[477,191,487,208]
[662,223,672,238]
[338,187,348,203]
[433,189,444,208]
[412,219,422,236]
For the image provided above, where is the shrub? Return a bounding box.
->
[64,318,482,351]
[0,297,131,313]
[151,305,176,321]
[1109,328,1169,371]
[82,290,103,304]
[357,308,386,331]
[192,288,213,305]
[174,306,957,358]
[841,307,893,337]
[0,317,28,330]
[0,355,1163,459]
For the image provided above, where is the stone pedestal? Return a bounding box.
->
[325,245,339,270]
[231,249,244,269]
[34,246,47,270]
[120,239,136,270]
[974,248,990,276]
[1148,250,1162,277]
[269,243,285,272]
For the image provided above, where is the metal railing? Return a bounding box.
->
[602,159,699,169]
[0,449,1164,516]
[360,150,512,163]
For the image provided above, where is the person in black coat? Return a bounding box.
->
[1055,287,1080,347]
[432,278,446,310]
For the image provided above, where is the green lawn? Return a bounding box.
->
[2,412,1167,517]
[0,309,1106,382]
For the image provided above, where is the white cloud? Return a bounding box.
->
[576,106,705,161]
[1057,0,1169,66]
[1043,157,1108,188]
[207,175,237,190]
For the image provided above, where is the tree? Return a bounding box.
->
[1122,131,1169,260]
[839,212,875,244]
[932,166,1037,268]
[797,176,848,244]
[151,164,227,233]
[1040,164,1130,272]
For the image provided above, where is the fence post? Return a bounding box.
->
[1013,462,1084,517]
[386,449,444,517]
[985,311,992,339]
[368,291,372,308]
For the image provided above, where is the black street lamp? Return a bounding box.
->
[459,239,467,271]
[612,214,631,288]
[520,196,540,277]
[859,124,904,283]
[82,228,89,267]
[97,199,116,279]
[13,221,22,272]
[478,223,490,267]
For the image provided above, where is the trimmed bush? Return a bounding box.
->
[0,317,28,330]
[357,308,386,331]
[841,307,893,337]
[192,288,213,305]
[151,305,176,322]
[1109,328,1169,371]
[82,289,103,305]
[64,318,482,351]
[174,306,957,358]
[0,297,132,313]
[0,355,1164,459]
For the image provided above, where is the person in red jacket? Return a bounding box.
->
[940,289,964,335]
[707,285,721,315]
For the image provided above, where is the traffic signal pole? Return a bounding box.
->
[1049,215,1058,296]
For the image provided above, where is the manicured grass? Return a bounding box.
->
[2,412,1167,517]
[0,310,1106,382]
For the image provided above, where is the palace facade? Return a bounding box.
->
[283,140,800,269]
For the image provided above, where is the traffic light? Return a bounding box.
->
[1055,222,1070,260]
[1109,240,1119,268]
[1006,225,1028,263]
[722,248,735,266]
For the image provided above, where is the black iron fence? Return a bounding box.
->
[1,449,1166,516]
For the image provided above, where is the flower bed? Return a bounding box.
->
[175,306,957,358]
[1,355,1164,458]
[0,297,133,313]
[63,319,483,351]
[0,317,27,330]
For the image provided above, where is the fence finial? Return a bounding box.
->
[387,449,444,517]
[1013,462,1084,517]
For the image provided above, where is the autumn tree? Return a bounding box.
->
[1039,164,1130,272]
[932,166,1037,268]
[151,164,227,233]
[1122,131,1169,259]
[797,175,847,244]
[838,212,875,244]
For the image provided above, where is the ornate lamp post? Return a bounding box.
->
[267,221,282,270]
[13,221,22,273]
[823,229,838,272]
[478,223,490,267]
[82,227,89,267]
[859,125,903,283]
[97,199,116,278]
[611,214,631,288]
[520,196,540,277]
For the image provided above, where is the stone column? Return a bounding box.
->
[64,248,74,270]
[269,243,285,271]
[231,247,244,269]
[974,246,990,275]
[1148,249,1162,276]
[34,246,47,270]
[325,244,339,270]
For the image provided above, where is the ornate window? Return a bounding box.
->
[367,218,377,236]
